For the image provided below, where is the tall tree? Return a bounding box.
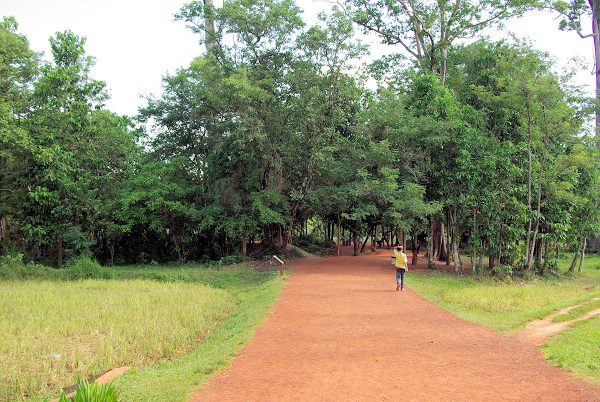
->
[23,31,108,266]
[548,0,600,148]
[0,17,39,251]
[343,0,534,84]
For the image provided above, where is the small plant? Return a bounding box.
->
[64,256,111,280]
[218,255,244,266]
[58,379,120,402]
[0,253,25,269]
[492,264,513,278]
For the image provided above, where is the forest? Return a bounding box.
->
[1,0,599,275]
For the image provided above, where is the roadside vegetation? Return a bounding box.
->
[410,255,600,332]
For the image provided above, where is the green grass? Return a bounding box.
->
[1,259,274,289]
[409,254,600,332]
[552,298,600,323]
[543,315,600,385]
[0,280,235,401]
[0,260,283,401]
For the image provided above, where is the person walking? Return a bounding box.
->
[393,246,408,291]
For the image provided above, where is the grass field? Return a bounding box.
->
[0,261,282,401]
[544,315,600,386]
[410,254,600,332]
[0,280,234,401]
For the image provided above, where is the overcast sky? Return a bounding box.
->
[3,0,594,116]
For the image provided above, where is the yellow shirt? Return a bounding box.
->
[394,251,408,270]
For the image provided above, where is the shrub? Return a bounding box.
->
[294,235,336,256]
[218,255,244,266]
[0,253,54,280]
[64,256,112,280]
[0,253,25,269]
[492,264,513,278]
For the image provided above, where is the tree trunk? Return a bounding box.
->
[525,108,533,269]
[568,241,581,272]
[432,218,441,261]
[337,214,341,257]
[578,237,587,273]
[203,0,216,55]
[0,216,5,242]
[439,46,448,85]
[592,0,600,148]
[353,231,359,256]
[108,239,115,266]
[57,234,63,268]
[241,232,247,257]
[360,227,373,253]
[427,217,434,267]
[442,222,450,265]
[411,229,420,266]
[447,208,462,271]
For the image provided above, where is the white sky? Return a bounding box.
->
[2,0,595,116]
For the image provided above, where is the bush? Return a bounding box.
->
[0,253,25,269]
[217,255,244,266]
[64,256,112,280]
[492,264,513,278]
[58,379,120,402]
[294,235,336,256]
[0,253,53,280]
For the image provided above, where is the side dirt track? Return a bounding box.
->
[192,250,600,402]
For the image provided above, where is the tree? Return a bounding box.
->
[0,17,39,251]
[343,0,535,84]
[547,0,600,148]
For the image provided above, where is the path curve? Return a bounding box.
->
[518,298,600,346]
[192,250,600,401]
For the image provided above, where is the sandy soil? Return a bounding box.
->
[191,248,600,401]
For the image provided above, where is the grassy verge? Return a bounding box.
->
[543,315,600,385]
[0,280,235,401]
[409,255,600,332]
[112,277,284,401]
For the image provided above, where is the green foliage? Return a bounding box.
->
[59,379,120,402]
[492,264,514,278]
[1,6,597,274]
[294,235,335,256]
[64,256,112,280]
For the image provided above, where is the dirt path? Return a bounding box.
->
[191,249,600,401]
[517,298,600,346]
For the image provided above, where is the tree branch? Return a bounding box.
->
[353,19,420,59]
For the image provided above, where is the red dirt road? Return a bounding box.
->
[192,250,600,401]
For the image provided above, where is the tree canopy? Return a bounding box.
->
[0,2,598,274]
